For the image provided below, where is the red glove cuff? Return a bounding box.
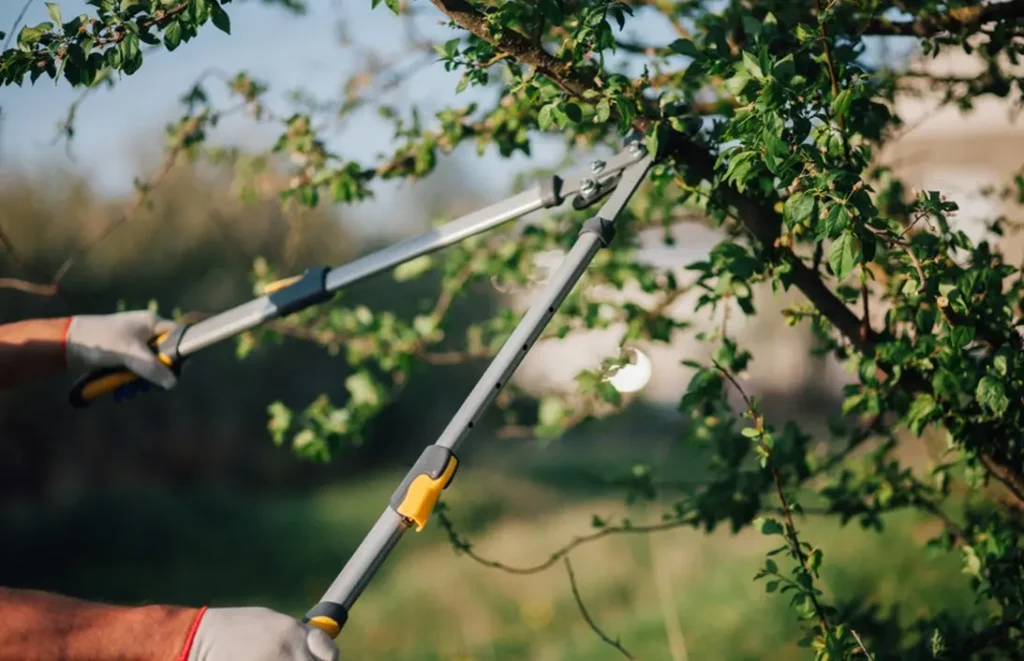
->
[175,606,209,661]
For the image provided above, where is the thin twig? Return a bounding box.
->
[437,506,693,575]
[979,453,1024,504]
[814,0,849,160]
[850,628,875,661]
[3,0,35,50]
[712,359,833,638]
[564,557,636,660]
[0,277,56,296]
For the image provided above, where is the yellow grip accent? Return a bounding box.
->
[396,456,458,531]
[307,616,341,639]
[263,275,301,294]
[74,331,174,403]
[79,371,140,401]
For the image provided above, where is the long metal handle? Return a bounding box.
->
[180,187,549,355]
[69,147,647,407]
[180,144,646,355]
[304,149,653,639]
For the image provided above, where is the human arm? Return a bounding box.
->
[0,587,198,661]
[0,318,70,391]
[0,588,338,661]
[0,310,178,392]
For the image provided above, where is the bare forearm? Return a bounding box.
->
[0,588,198,661]
[0,318,69,391]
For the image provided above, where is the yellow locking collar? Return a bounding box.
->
[390,445,459,531]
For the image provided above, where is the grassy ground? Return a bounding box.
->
[0,463,979,660]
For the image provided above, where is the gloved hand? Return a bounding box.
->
[179,607,339,661]
[64,310,178,390]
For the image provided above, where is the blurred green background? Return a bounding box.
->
[0,162,978,660]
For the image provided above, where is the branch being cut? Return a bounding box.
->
[424,0,1023,493]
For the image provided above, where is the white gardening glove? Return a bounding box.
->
[181,607,339,661]
[64,310,178,390]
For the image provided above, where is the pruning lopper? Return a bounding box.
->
[67,132,655,639]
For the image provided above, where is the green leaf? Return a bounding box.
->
[121,34,143,75]
[741,15,762,41]
[551,104,568,129]
[564,102,582,124]
[18,24,51,46]
[832,89,853,119]
[443,37,460,59]
[823,204,850,238]
[794,24,816,42]
[668,38,701,58]
[345,372,381,406]
[538,396,567,427]
[613,96,635,131]
[210,1,231,34]
[597,381,622,406]
[393,255,433,281]
[828,231,861,282]
[907,394,938,435]
[783,192,815,228]
[772,54,795,82]
[164,21,183,50]
[993,351,1009,377]
[741,426,761,438]
[724,70,751,97]
[538,103,555,130]
[45,2,62,26]
[932,370,959,397]
[756,517,784,535]
[595,98,611,123]
[384,0,400,14]
[645,121,668,159]
[951,325,975,348]
[267,401,293,446]
[413,314,436,337]
[742,51,763,80]
[976,376,1008,416]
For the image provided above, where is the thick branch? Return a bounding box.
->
[861,0,1024,37]
[429,0,594,98]
[426,0,1022,490]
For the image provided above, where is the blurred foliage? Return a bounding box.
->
[3,0,1024,659]
[0,162,499,497]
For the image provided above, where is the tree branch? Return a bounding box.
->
[564,558,636,660]
[713,361,832,637]
[424,0,1023,491]
[436,504,693,575]
[860,0,1024,37]
[3,0,35,50]
[979,453,1024,504]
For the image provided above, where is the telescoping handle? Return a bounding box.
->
[304,143,654,639]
